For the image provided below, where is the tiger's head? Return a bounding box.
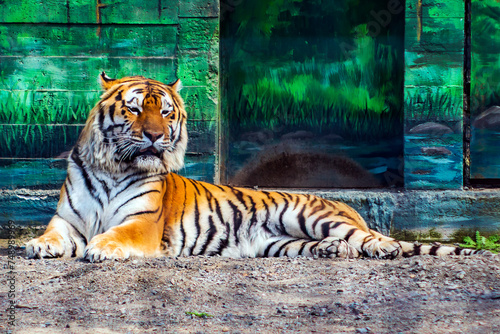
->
[75,73,188,175]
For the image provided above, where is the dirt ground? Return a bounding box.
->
[0,244,499,334]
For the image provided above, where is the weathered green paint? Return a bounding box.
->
[0,0,179,24]
[179,0,218,18]
[470,0,500,179]
[0,0,69,23]
[182,87,218,121]
[0,57,177,91]
[0,159,68,190]
[405,52,463,87]
[0,90,98,124]
[177,17,219,121]
[0,124,82,158]
[179,18,218,51]
[0,191,61,225]
[0,0,217,24]
[185,121,217,154]
[406,0,465,18]
[405,17,464,52]
[0,154,216,193]
[0,88,216,125]
[176,50,211,87]
[0,121,215,158]
[0,0,219,187]
[404,0,464,189]
[70,0,179,25]
[404,86,463,122]
[0,25,178,57]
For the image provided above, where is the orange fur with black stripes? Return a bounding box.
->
[26,74,487,262]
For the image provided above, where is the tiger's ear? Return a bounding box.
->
[170,79,182,93]
[99,72,117,90]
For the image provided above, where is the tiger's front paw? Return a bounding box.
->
[26,234,66,259]
[84,235,129,263]
[371,240,402,259]
[315,237,360,259]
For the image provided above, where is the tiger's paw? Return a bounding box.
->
[314,237,360,259]
[26,234,66,259]
[370,240,402,259]
[83,235,129,263]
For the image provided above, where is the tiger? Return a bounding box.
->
[26,73,487,262]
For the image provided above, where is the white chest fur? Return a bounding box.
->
[57,164,165,241]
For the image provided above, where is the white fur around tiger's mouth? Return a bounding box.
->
[133,151,166,172]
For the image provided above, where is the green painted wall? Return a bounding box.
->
[404,0,464,189]
[0,0,219,197]
[470,0,500,179]
[220,0,405,188]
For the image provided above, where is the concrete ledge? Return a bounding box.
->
[2,188,499,242]
[305,189,500,241]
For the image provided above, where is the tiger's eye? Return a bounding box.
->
[128,107,140,114]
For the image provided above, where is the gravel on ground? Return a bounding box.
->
[1,246,499,333]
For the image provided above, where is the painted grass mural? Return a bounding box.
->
[402,0,465,190]
[221,0,405,187]
[471,0,500,179]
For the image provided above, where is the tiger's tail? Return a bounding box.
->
[398,240,492,257]
[368,230,491,258]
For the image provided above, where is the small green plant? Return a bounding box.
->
[459,231,500,253]
[185,311,213,318]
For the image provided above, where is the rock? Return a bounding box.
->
[240,129,274,144]
[234,140,260,151]
[320,133,344,141]
[281,130,314,140]
[421,146,452,156]
[473,106,500,129]
[408,122,454,135]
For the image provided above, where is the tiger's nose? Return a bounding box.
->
[144,130,163,143]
